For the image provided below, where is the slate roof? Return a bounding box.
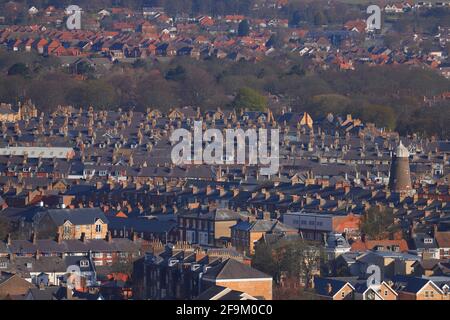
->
[391,275,441,294]
[231,219,296,233]
[196,285,257,300]
[45,208,109,226]
[314,276,354,297]
[27,286,61,300]
[178,208,242,221]
[203,258,271,281]
[108,216,176,233]
[7,238,141,254]
[411,233,439,250]
[0,256,67,274]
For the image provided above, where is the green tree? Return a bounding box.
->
[165,65,186,81]
[252,242,278,278]
[266,32,285,49]
[313,11,327,26]
[8,63,30,77]
[76,61,95,76]
[111,260,133,275]
[253,239,323,288]
[290,10,302,26]
[232,87,267,111]
[238,19,250,37]
[132,59,148,69]
[0,216,13,240]
[360,206,396,240]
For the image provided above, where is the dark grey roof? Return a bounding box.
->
[179,208,242,221]
[196,285,256,300]
[314,276,353,297]
[231,219,296,233]
[1,256,67,274]
[45,208,109,226]
[7,238,141,254]
[203,258,271,281]
[412,233,438,250]
[392,275,437,294]
[108,216,176,234]
[27,286,60,300]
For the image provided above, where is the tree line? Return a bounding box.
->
[0,48,449,138]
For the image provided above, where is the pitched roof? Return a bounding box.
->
[392,275,443,294]
[351,239,409,252]
[435,232,450,248]
[231,219,296,233]
[108,216,176,233]
[203,258,271,281]
[314,277,354,297]
[196,285,257,300]
[45,208,108,226]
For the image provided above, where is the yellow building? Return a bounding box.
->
[0,101,38,123]
[36,208,109,240]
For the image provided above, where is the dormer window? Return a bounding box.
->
[80,260,89,267]
[424,238,433,244]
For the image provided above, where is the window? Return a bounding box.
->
[63,225,71,235]
[0,262,7,269]
[424,238,433,244]
[95,224,102,233]
[80,260,89,267]
[199,232,209,245]
[341,291,345,298]
[384,290,388,296]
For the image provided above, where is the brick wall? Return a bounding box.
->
[214,220,236,240]
[215,279,273,300]
[0,275,34,299]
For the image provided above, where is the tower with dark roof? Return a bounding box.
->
[389,141,415,196]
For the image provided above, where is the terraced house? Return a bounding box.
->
[35,208,109,240]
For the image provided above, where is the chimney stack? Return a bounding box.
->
[326,283,333,295]
[66,286,73,300]
[106,231,112,242]
[31,233,37,245]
